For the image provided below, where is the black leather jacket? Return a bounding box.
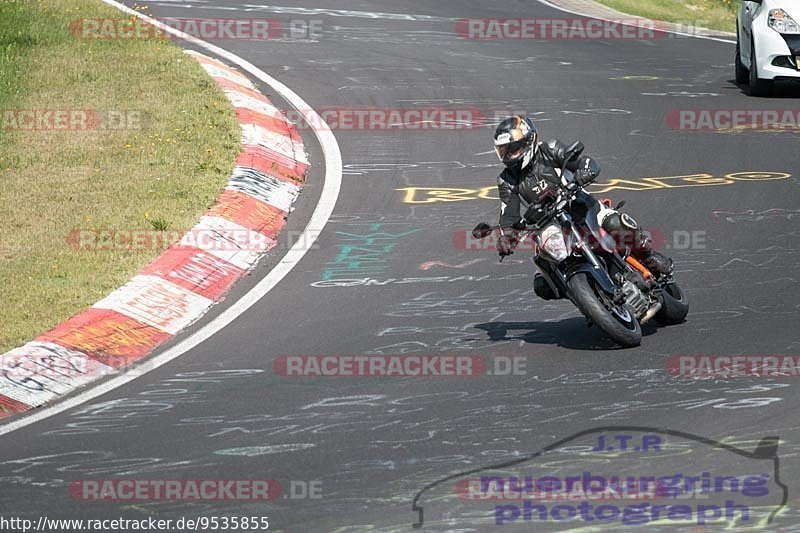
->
[497,139,585,231]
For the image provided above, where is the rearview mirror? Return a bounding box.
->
[472,223,493,239]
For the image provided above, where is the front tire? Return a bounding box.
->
[568,273,642,348]
[748,39,770,96]
[735,38,749,85]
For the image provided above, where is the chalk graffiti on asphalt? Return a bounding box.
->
[320,223,423,281]
[397,172,792,204]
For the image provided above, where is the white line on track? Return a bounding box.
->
[0,0,342,437]
[536,0,736,44]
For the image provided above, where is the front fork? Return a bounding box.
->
[556,212,621,301]
[561,213,603,271]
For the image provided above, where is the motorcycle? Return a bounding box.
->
[472,142,688,348]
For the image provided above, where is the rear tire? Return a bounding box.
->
[568,273,642,348]
[748,39,770,96]
[735,38,749,85]
[655,282,689,325]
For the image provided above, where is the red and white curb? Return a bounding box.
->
[0,51,308,419]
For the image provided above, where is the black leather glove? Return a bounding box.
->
[574,156,601,187]
[496,231,519,258]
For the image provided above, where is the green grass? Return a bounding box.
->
[0,0,240,352]
[595,0,738,33]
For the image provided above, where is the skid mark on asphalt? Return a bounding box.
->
[641,91,720,97]
[41,369,263,436]
[214,443,315,456]
[419,259,486,270]
[713,208,800,222]
[0,450,215,479]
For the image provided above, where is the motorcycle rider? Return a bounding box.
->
[492,115,673,300]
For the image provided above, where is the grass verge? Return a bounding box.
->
[0,0,240,352]
[595,0,738,33]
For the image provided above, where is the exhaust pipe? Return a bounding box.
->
[640,302,662,325]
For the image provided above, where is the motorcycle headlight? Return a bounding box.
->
[768,9,800,34]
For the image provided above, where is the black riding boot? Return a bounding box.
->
[534,273,560,300]
[601,211,673,276]
[636,245,674,276]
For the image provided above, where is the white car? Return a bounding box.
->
[736,0,800,95]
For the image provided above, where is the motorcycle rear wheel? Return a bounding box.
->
[568,273,642,348]
[655,281,689,325]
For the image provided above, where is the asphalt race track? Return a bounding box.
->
[2,1,800,531]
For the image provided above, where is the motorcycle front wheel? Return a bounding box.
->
[568,273,642,348]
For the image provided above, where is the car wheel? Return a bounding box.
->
[735,36,749,85]
[748,39,770,96]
